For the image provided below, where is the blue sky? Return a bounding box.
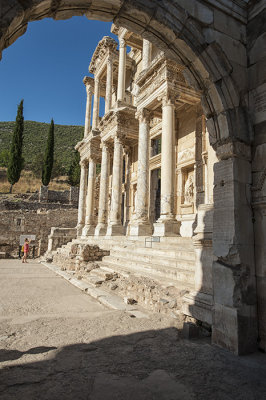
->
[0,17,117,126]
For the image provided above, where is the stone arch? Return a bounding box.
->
[0,0,258,355]
[0,0,248,146]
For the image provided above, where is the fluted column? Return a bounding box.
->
[142,39,151,71]
[82,159,96,236]
[76,160,88,236]
[130,109,152,236]
[117,37,126,102]
[153,94,179,236]
[84,85,93,137]
[92,77,100,130]
[95,143,110,236]
[105,56,113,113]
[106,136,124,236]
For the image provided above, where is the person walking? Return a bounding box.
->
[22,238,31,263]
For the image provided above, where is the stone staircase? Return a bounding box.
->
[99,237,195,285]
[49,236,196,316]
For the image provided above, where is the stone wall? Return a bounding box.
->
[248,0,266,352]
[38,186,79,206]
[0,204,78,257]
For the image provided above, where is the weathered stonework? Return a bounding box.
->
[0,200,78,257]
[1,0,265,355]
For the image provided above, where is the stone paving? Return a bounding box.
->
[0,259,266,400]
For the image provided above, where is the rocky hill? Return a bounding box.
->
[0,120,84,174]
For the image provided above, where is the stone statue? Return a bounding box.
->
[184,175,194,204]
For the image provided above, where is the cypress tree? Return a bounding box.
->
[68,151,81,186]
[7,100,24,193]
[42,119,54,186]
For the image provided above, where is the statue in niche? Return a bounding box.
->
[184,175,194,204]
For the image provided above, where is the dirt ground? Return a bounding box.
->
[0,259,266,400]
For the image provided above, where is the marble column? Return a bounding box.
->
[106,136,124,236]
[105,56,113,113]
[95,143,110,236]
[153,95,179,236]
[92,77,100,130]
[84,85,93,137]
[82,159,96,236]
[130,109,152,236]
[76,160,88,236]
[142,39,151,71]
[117,37,126,102]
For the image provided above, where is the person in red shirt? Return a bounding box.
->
[22,238,31,263]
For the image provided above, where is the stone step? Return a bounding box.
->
[108,250,195,271]
[100,256,195,284]
[89,267,118,281]
[98,262,194,292]
[110,245,195,262]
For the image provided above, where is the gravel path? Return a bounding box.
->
[0,259,266,400]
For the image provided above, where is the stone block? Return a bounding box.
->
[256,277,266,352]
[248,57,266,91]
[153,220,180,237]
[129,222,152,236]
[182,322,199,339]
[176,0,213,25]
[214,8,246,43]
[212,303,257,355]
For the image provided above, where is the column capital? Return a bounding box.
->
[119,37,126,48]
[94,75,100,85]
[113,134,126,147]
[80,159,89,168]
[107,54,113,66]
[86,85,94,96]
[135,108,151,123]
[100,141,112,152]
[159,91,176,107]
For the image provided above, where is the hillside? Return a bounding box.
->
[0,120,84,174]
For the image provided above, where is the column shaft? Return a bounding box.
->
[105,57,113,113]
[142,39,151,71]
[153,96,179,236]
[130,109,152,236]
[92,78,100,130]
[117,37,126,102]
[82,159,96,236]
[95,144,110,236]
[107,136,124,236]
[84,87,93,137]
[161,99,175,217]
[77,161,88,236]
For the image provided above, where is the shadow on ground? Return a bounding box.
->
[0,328,266,400]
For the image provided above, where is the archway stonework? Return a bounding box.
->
[0,0,262,355]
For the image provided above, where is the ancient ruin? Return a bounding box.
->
[1,0,265,356]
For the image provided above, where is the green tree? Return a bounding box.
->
[7,100,24,193]
[42,119,54,186]
[0,149,10,167]
[68,151,80,186]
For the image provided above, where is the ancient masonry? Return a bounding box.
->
[0,192,78,257]
[1,0,265,356]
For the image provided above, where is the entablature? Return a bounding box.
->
[99,107,138,146]
[136,56,201,111]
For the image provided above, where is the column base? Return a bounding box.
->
[106,224,124,236]
[153,219,180,237]
[129,222,152,236]
[76,224,84,237]
[94,223,107,236]
[81,224,95,237]
[182,291,213,326]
